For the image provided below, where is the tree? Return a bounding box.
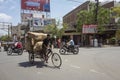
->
[0,35,11,41]
[77,2,110,33]
[57,23,68,38]
[97,7,111,33]
[44,22,68,38]
[111,7,120,18]
[111,7,120,28]
[116,29,120,41]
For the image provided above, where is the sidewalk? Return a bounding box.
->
[103,45,120,48]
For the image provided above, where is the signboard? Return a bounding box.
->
[82,25,97,34]
[21,13,33,22]
[33,18,44,27]
[33,13,44,18]
[21,0,50,12]
[44,19,55,25]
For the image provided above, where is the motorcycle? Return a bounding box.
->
[59,44,79,55]
[7,46,23,55]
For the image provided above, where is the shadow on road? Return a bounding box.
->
[18,61,59,69]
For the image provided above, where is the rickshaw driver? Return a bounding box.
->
[42,34,51,63]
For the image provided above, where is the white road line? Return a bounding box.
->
[37,72,42,74]
[89,69,105,74]
[70,65,81,69]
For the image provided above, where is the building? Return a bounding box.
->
[63,1,120,46]
[11,24,22,41]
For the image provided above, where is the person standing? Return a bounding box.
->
[57,38,61,48]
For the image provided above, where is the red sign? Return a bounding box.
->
[82,25,97,34]
[21,0,50,12]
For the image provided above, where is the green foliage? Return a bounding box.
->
[111,7,120,17]
[116,29,120,40]
[44,22,68,38]
[77,2,110,34]
[77,10,95,32]
[109,37,117,45]
[0,35,11,41]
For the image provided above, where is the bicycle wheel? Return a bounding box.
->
[29,53,34,64]
[51,53,62,68]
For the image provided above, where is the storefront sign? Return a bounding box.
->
[82,25,97,34]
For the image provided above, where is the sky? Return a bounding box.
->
[0,0,119,35]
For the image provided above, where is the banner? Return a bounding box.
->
[33,18,44,27]
[44,19,54,25]
[82,25,97,34]
[21,13,33,22]
[21,0,50,12]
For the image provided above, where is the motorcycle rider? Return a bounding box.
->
[67,36,75,51]
[14,40,22,49]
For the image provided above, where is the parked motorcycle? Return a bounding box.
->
[7,46,23,55]
[59,44,79,55]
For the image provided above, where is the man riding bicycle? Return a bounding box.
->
[42,34,51,63]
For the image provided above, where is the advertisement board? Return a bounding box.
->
[44,19,55,25]
[21,0,50,12]
[33,18,44,27]
[33,13,44,18]
[82,25,97,34]
[21,13,33,22]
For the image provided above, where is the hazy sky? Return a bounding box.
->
[0,0,119,34]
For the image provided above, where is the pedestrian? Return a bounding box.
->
[57,38,61,48]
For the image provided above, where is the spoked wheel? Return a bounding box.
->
[59,48,66,55]
[29,53,34,64]
[51,53,62,68]
[73,47,79,54]
[7,47,12,55]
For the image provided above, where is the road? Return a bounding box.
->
[0,47,120,80]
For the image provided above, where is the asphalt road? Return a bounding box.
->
[0,47,120,80]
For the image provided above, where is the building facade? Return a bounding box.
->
[63,1,120,46]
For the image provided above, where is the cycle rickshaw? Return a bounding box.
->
[26,32,62,68]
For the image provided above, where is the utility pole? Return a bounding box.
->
[0,22,12,41]
[93,0,99,47]
[95,0,99,24]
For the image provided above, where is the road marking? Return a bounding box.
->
[70,65,81,69]
[37,72,42,74]
[89,69,105,74]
